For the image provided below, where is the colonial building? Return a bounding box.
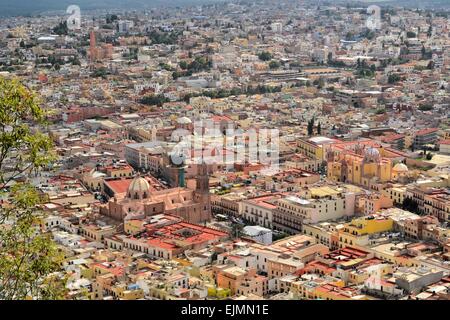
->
[327,144,393,189]
[100,164,211,224]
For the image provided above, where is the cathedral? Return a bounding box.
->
[327,144,393,189]
[100,163,211,224]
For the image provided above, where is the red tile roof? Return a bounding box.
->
[415,128,438,136]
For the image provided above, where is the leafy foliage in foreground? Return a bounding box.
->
[0,77,67,300]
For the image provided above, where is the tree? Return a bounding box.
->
[187,56,212,73]
[71,57,81,66]
[365,30,375,40]
[317,122,321,135]
[140,94,170,107]
[92,67,108,78]
[327,52,333,63]
[269,60,281,69]
[402,197,420,214]
[179,60,188,70]
[258,51,273,61]
[148,30,180,45]
[0,78,55,185]
[0,77,66,300]
[314,78,325,89]
[0,185,66,300]
[427,25,432,37]
[52,21,68,35]
[106,14,118,24]
[418,104,433,111]
[406,31,416,38]
[307,118,315,136]
[159,63,175,71]
[345,32,354,41]
[388,74,401,84]
[231,223,243,239]
[421,45,426,58]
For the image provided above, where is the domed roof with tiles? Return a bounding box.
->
[365,147,380,157]
[177,117,192,124]
[128,176,150,199]
[393,163,408,172]
[364,147,380,162]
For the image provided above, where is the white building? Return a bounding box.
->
[439,140,450,154]
[271,22,283,33]
[118,20,134,33]
[243,226,273,245]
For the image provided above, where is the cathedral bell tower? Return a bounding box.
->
[194,162,211,222]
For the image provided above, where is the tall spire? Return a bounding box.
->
[196,162,209,193]
[194,162,211,222]
[89,30,97,64]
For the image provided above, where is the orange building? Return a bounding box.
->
[90,31,113,62]
[100,164,211,224]
[215,266,268,297]
[119,214,228,260]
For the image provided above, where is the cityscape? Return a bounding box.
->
[0,0,450,302]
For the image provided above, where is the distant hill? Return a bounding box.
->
[357,0,449,9]
[0,0,221,17]
[0,0,448,17]
[394,0,450,9]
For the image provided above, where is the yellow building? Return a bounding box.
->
[347,263,393,285]
[291,277,345,300]
[313,284,370,300]
[80,224,116,242]
[338,215,393,248]
[81,169,106,191]
[369,243,419,267]
[327,145,392,189]
[443,129,450,140]
[302,222,339,249]
[404,134,414,150]
[206,285,232,299]
[111,284,144,300]
[363,193,393,215]
[298,136,337,161]
[343,216,393,236]
[105,165,134,179]
[124,219,145,235]
[382,185,407,205]
[79,263,94,280]
[232,37,249,47]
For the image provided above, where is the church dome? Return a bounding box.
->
[365,147,380,158]
[364,147,380,162]
[177,117,192,124]
[127,176,150,199]
[393,163,408,172]
[89,169,106,179]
